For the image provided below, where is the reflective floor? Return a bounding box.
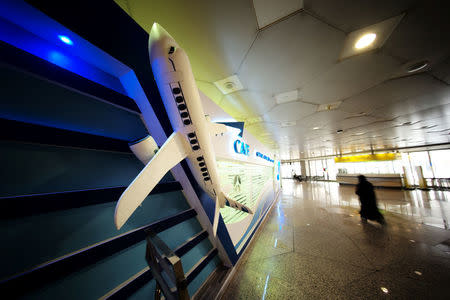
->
[221,180,450,299]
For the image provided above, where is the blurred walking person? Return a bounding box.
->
[355,175,386,225]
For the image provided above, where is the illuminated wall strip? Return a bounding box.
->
[335,153,401,163]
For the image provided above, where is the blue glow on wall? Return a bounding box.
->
[0,2,126,95]
[0,1,227,296]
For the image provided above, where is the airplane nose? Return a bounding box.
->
[150,23,170,38]
[149,23,178,61]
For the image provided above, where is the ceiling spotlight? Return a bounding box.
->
[58,35,73,45]
[355,33,376,49]
[312,127,320,130]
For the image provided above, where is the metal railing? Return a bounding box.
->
[145,229,189,300]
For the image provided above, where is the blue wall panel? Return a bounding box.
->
[0,2,220,296]
[0,141,173,197]
[187,256,221,297]
[0,191,189,279]
[0,66,147,141]
[21,241,148,300]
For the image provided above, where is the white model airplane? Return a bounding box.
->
[114,23,253,235]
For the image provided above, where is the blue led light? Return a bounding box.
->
[58,35,73,45]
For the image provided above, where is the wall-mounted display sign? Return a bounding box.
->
[234,139,250,156]
[335,153,401,163]
[256,151,274,163]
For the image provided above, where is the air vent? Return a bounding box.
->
[317,101,342,112]
[275,90,300,105]
[352,132,366,136]
[281,121,296,127]
[407,60,428,73]
[214,75,244,95]
[344,112,367,119]
[413,125,437,130]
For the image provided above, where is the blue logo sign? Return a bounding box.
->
[234,140,250,156]
[256,151,274,163]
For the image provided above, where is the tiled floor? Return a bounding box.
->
[221,181,450,299]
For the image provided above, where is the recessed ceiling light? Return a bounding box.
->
[312,127,320,130]
[317,101,342,112]
[214,75,244,95]
[355,33,376,49]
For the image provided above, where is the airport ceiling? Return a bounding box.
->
[114,0,450,160]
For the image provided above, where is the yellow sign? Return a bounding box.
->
[334,153,400,163]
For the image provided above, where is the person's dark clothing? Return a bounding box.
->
[355,176,385,224]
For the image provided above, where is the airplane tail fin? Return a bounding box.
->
[114,132,191,230]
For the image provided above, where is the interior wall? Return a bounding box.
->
[0,66,219,298]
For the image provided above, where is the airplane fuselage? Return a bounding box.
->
[149,24,223,206]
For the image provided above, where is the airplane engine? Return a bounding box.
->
[129,135,159,165]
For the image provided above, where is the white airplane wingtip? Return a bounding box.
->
[114,201,125,230]
[113,132,191,230]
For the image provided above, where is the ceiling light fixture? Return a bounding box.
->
[312,127,320,130]
[58,35,73,45]
[213,75,244,95]
[355,33,376,49]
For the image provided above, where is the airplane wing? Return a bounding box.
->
[115,132,191,229]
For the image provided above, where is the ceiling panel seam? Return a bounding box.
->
[428,72,450,86]
[236,31,260,74]
[257,9,303,32]
[302,8,347,34]
[379,48,408,64]
[337,73,426,112]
